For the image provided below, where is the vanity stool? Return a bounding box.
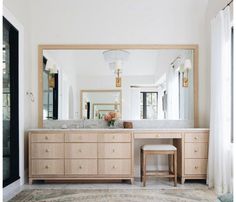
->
[140,144,177,187]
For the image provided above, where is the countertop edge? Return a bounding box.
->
[27,128,210,132]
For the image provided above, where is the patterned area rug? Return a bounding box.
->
[9,189,216,202]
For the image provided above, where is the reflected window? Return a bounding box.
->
[140,92,158,119]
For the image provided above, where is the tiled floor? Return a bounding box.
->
[5,179,215,202]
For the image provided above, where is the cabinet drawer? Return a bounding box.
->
[65,159,97,175]
[31,133,64,143]
[32,160,64,175]
[65,143,97,158]
[134,133,182,139]
[185,159,207,175]
[31,143,64,159]
[185,133,209,143]
[185,143,208,158]
[98,133,131,142]
[98,143,131,158]
[65,133,97,142]
[98,159,131,175]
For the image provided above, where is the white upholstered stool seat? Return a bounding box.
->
[142,144,176,151]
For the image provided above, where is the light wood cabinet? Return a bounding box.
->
[32,159,64,175]
[181,131,209,183]
[65,143,97,158]
[31,143,64,159]
[98,143,131,158]
[29,131,134,184]
[65,159,97,175]
[135,129,209,184]
[29,129,209,185]
[98,159,131,175]
[184,159,208,175]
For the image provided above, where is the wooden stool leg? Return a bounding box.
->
[142,151,147,187]
[140,149,143,182]
[174,151,177,187]
[168,154,172,182]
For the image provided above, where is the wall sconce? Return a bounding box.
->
[182,59,192,87]
[103,50,129,88]
[115,68,122,88]
[172,57,192,87]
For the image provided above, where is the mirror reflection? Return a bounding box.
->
[81,90,121,120]
[42,49,194,121]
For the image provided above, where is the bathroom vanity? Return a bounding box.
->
[30,44,208,184]
[28,128,209,184]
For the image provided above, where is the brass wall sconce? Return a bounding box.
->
[115,69,122,87]
[182,59,192,87]
[171,57,192,88]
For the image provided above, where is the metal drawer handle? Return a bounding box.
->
[78,149,82,152]
[45,165,49,169]
[45,136,48,140]
[194,136,198,140]
[195,166,198,169]
[112,136,115,139]
[45,149,49,153]
[112,149,115,153]
[79,166,82,169]
[112,165,116,169]
[194,149,198,153]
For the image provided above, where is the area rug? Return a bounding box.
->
[9,189,217,202]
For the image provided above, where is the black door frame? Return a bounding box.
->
[3,17,20,188]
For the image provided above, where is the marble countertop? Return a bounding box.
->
[28,128,209,132]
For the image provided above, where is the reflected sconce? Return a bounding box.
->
[172,57,192,88]
[103,50,129,88]
[182,59,192,87]
[115,68,122,88]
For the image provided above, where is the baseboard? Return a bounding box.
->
[3,179,22,202]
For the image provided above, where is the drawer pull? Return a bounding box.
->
[195,166,198,169]
[45,165,49,169]
[112,165,116,169]
[78,149,82,153]
[194,149,198,153]
[155,134,159,138]
[79,166,82,169]
[112,136,115,140]
[194,136,198,140]
[45,149,49,153]
[45,136,48,140]
[112,149,115,153]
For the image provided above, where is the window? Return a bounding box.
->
[140,92,158,119]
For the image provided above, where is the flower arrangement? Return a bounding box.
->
[104,111,118,127]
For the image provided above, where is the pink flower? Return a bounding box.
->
[104,114,112,121]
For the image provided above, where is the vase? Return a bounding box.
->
[108,120,115,128]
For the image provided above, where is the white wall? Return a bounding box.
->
[26,0,209,127]
[3,0,32,197]
[3,0,221,185]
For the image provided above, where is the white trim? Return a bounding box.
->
[3,179,22,202]
[3,6,25,190]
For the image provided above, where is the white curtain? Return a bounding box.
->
[208,7,232,194]
[167,68,179,119]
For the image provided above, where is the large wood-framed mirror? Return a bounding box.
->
[38,44,198,128]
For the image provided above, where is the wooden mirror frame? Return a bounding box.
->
[38,44,199,128]
[80,89,122,119]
